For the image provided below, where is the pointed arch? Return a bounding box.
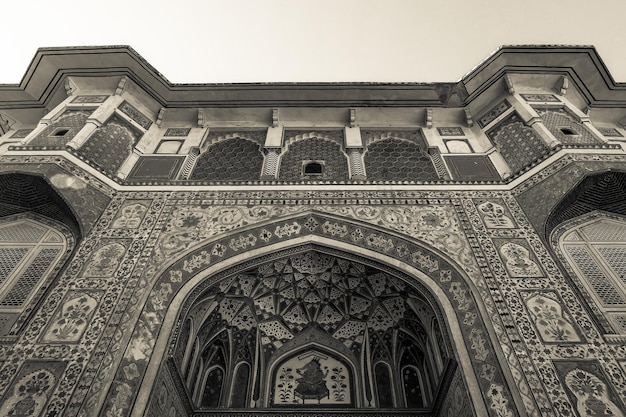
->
[361,130,439,181]
[190,136,264,181]
[278,133,349,180]
[552,211,626,335]
[0,173,80,338]
[548,171,626,335]
[129,230,499,416]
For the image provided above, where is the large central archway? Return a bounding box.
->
[140,238,485,417]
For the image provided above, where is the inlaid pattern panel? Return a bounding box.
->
[77,116,140,174]
[190,138,263,181]
[364,138,439,181]
[535,108,602,145]
[29,111,90,148]
[279,138,349,181]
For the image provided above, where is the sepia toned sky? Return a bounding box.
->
[2,0,626,84]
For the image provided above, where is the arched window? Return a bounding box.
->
[0,215,70,335]
[558,213,626,333]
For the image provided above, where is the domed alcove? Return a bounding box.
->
[0,173,80,338]
[149,246,460,415]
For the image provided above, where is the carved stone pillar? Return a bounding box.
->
[348,148,366,180]
[261,148,281,180]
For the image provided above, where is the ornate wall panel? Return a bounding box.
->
[534,108,602,146]
[487,114,550,175]
[362,131,439,181]
[77,115,140,175]
[279,132,348,181]
[29,111,91,148]
[190,136,264,181]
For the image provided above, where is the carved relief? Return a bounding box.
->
[497,241,543,277]
[0,362,65,417]
[41,292,99,343]
[523,292,582,343]
[83,242,126,277]
[476,201,515,228]
[273,352,351,406]
[554,361,626,417]
[111,202,149,229]
[565,369,624,417]
[0,369,56,416]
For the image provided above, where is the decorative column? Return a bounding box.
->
[508,94,559,148]
[262,124,283,180]
[348,148,366,180]
[345,125,366,180]
[486,148,512,180]
[178,147,201,180]
[261,148,281,180]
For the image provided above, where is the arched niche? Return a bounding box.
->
[268,339,356,407]
[0,172,81,239]
[165,247,453,410]
[547,171,626,335]
[134,236,497,417]
[0,173,80,338]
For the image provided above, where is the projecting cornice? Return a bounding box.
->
[1,45,625,109]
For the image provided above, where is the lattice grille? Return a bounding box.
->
[597,247,626,285]
[565,245,626,305]
[0,248,29,284]
[0,248,60,307]
[581,221,626,242]
[535,108,603,145]
[0,223,46,242]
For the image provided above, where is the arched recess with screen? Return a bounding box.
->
[0,173,80,338]
[548,170,626,335]
[142,236,491,416]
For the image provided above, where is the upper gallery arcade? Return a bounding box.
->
[0,45,624,187]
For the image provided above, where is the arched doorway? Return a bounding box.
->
[146,243,468,415]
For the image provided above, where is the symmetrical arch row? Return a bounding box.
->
[187,132,441,182]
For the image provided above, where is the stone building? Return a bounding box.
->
[0,45,624,417]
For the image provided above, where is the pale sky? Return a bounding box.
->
[2,0,626,84]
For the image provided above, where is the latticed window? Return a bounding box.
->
[0,217,67,311]
[559,214,626,333]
